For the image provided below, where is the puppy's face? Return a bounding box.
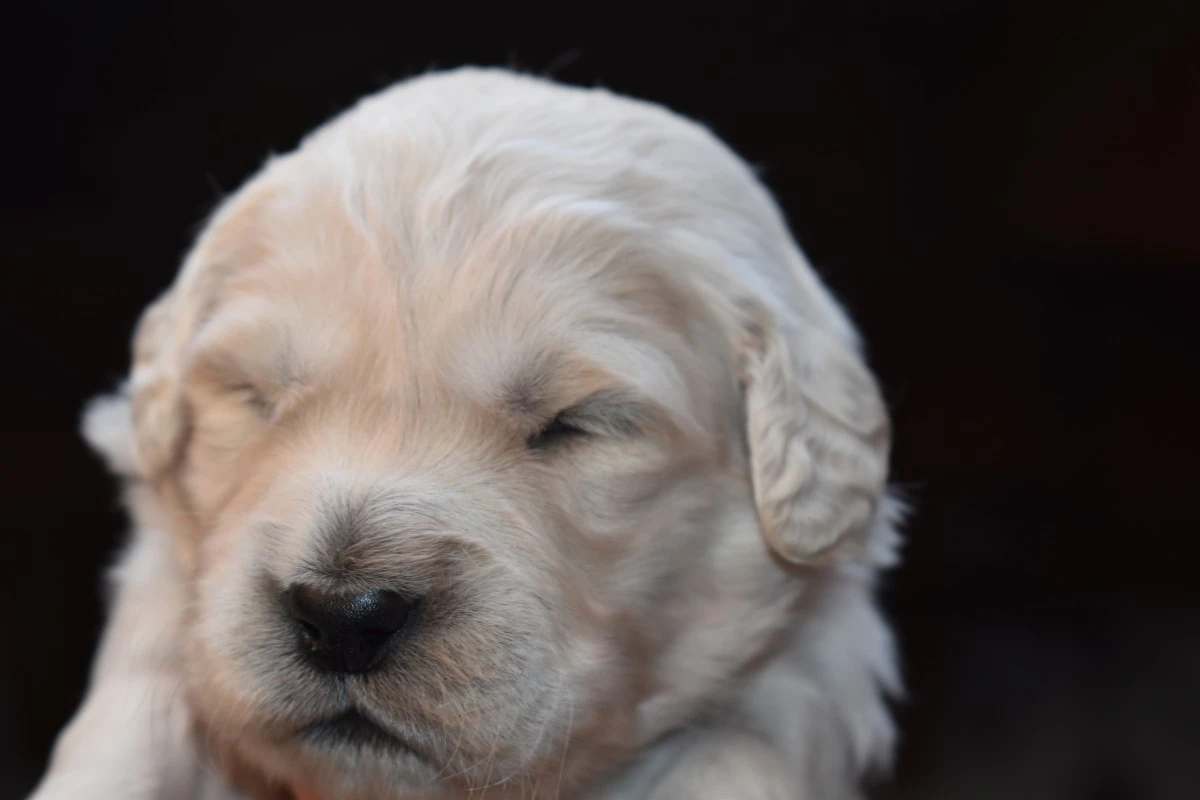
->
[132,174,756,798]
[106,76,891,800]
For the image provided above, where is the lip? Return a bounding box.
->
[301,709,414,753]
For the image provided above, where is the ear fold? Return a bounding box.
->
[740,302,890,565]
[78,285,190,481]
[87,182,274,481]
[77,287,185,480]
[126,287,190,479]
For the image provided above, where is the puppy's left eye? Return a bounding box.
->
[526,413,586,450]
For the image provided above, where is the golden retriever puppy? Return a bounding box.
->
[31,68,902,800]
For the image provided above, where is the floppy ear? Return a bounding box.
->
[78,287,190,481]
[740,301,890,565]
[125,286,192,479]
[86,182,274,481]
[77,286,185,480]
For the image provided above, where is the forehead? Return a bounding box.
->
[197,172,697,412]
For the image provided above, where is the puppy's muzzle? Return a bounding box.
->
[282,585,414,674]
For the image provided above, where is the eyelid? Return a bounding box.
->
[555,392,657,438]
[227,382,274,417]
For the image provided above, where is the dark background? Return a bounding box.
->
[4,1,1199,798]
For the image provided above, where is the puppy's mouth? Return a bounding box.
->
[300,709,416,755]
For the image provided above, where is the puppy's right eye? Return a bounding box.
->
[227,382,273,418]
[526,413,586,450]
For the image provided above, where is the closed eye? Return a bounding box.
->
[525,413,587,450]
[227,382,273,418]
[523,391,659,451]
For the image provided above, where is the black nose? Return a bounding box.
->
[283,585,412,674]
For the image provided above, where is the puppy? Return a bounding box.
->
[31,68,903,800]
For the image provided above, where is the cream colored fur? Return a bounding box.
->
[31,68,902,800]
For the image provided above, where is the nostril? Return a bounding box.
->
[297,619,321,642]
[282,584,413,674]
[282,587,324,633]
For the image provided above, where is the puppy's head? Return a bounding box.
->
[85,71,890,799]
